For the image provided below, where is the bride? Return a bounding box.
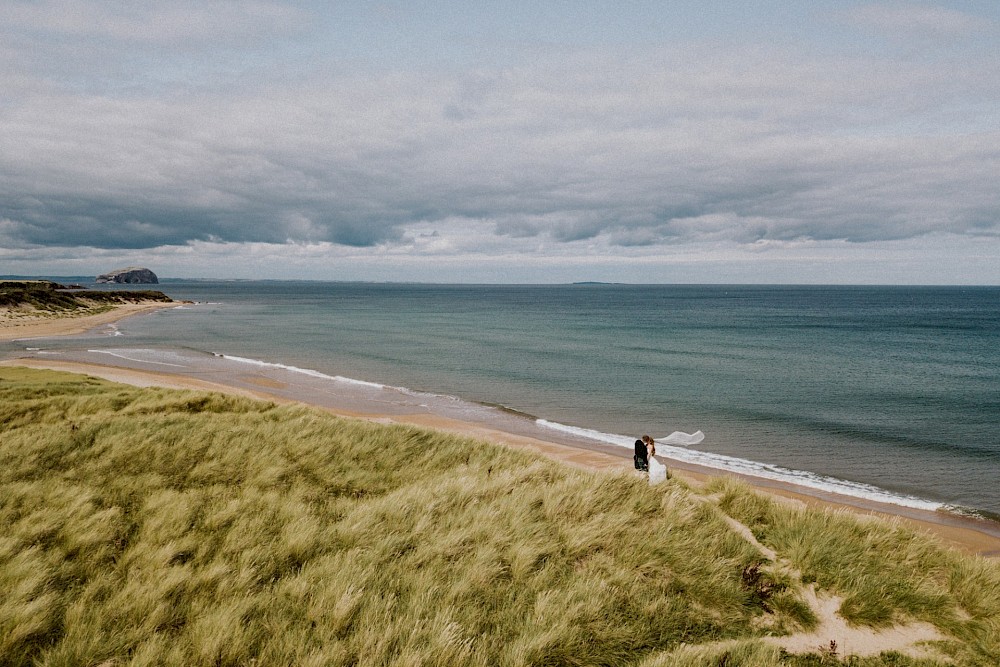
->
[644,431,704,484]
[643,435,668,484]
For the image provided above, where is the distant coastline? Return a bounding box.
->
[0,280,175,341]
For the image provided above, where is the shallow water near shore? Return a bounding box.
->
[4,281,999,519]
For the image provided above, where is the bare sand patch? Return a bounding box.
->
[711,499,948,660]
[768,586,944,659]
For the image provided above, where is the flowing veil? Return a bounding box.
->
[647,430,704,485]
[654,430,705,446]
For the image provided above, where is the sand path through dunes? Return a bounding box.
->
[710,501,947,660]
[768,586,944,660]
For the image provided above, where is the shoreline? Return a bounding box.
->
[4,353,1000,559]
[0,302,176,341]
[4,305,999,558]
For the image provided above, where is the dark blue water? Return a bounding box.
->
[6,282,999,517]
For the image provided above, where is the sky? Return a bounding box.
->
[1,1,998,283]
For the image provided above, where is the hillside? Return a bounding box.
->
[0,281,173,339]
[1,366,998,666]
[0,280,171,311]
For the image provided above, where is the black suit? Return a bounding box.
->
[633,440,648,471]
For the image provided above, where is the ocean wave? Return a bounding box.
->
[536,419,943,513]
[212,353,473,406]
[88,349,187,368]
[214,353,386,390]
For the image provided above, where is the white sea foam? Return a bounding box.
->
[88,350,187,368]
[214,354,470,407]
[536,420,640,449]
[535,419,943,512]
[215,354,386,389]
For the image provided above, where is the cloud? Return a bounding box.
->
[840,3,993,38]
[1,7,998,266]
[0,0,308,44]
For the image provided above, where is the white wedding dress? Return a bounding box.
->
[647,430,704,485]
[647,455,667,484]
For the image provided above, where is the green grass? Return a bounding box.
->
[1,367,998,666]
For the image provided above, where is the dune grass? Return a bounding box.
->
[710,477,1000,666]
[1,367,998,666]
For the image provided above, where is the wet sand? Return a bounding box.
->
[4,351,1000,558]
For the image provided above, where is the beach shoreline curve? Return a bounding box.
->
[3,352,999,559]
[0,301,177,342]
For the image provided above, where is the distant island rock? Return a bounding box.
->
[96,267,159,284]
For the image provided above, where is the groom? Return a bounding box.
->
[633,438,648,471]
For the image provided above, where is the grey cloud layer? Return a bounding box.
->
[1,0,307,44]
[2,7,998,252]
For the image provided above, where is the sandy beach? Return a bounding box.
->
[4,348,1000,559]
[0,302,176,341]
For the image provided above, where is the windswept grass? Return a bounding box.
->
[1,366,998,666]
[710,477,1000,666]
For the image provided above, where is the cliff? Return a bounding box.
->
[96,267,159,284]
[0,280,171,310]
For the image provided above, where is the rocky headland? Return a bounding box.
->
[0,280,171,310]
[96,266,159,284]
[0,280,174,340]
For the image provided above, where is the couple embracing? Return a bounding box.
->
[633,434,668,483]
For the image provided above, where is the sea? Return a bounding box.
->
[4,281,999,521]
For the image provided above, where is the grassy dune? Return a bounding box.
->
[0,280,171,317]
[1,367,998,666]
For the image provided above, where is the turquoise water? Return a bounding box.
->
[6,282,999,517]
